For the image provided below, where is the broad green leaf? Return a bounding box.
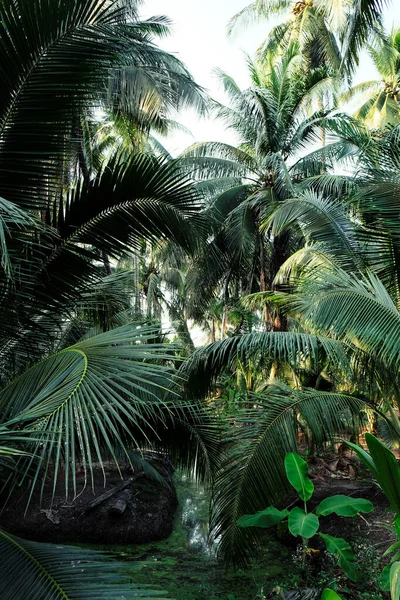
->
[393,552,400,562]
[380,565,391,591]
[316,495,374,517]
[391,561,400,600]
[321,590,343,600]
[288,507,319,538]
[319,533,358,581]
[237,506,289,528]
[345,440,379,479]
[365,434,400,514]
[284,453,314,501]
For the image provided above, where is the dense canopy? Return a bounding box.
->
[0,0,399,599]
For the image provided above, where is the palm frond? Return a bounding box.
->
[181,142,259,179]
[340,0,387,76]
[0,324,186,503]
[0,529,170,599]
[0,150,206,373]
[227,0,291,36]
[183,331,351,398]
[0,0,205,210]
[295,266,400,367]
[211,386,370,566]
[0,196,44,277]
[62,151,206,255]
[268,190,362,268]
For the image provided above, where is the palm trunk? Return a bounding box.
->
[221,272,231,339]
[318,97,326,173]
[169,304,195,355]
[259,233,266,293]
[221,306,228,340]
[271,233,288,332]
[102,251,112,276]
[259,232,270,329]
[210,318,216,343]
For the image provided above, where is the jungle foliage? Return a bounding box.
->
[0,0,399,598]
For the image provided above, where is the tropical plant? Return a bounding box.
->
[182,112,400,566]
[237,451,373,582]
[0,0,209,373]
[181,45,347,335]
[228,0,390,75]
[0,0,214,597]
[342,26,400,127]
[346,434,400,599]
[0,529,171,599]
[322,591,343,600]
[0,0,205,205]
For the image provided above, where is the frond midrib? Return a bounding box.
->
[0,529,71,600]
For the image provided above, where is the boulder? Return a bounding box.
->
[0,456,177,545]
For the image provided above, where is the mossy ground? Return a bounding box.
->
[84,476,389,599]
[95,476,291,600]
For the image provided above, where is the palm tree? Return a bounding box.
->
[181,46,345,334]
[228,0,390,74]
[182,118,400,566]
[0,0,206,202]
[342,26,400,127]
[0,0,214,595]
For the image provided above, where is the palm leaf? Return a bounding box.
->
[183,331,351,398]
[269,190,362,268]
[0,529,170,599]
[210,386,369,566]
[295,266,400,367]
[0,0,204,210]
[0,324,190,504]
[227,0,291,36]
[340,0,388,75]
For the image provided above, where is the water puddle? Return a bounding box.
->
[178,474,215,555]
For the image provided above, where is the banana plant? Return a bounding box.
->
[237,452,373,582]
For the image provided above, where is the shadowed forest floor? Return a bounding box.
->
[86,475,392,600]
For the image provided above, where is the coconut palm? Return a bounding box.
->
[0,0,216,495]
[342,26,400,127]
[0,0,208,375]
[180,46,348,333]
[0,0,214,596]
[231,0,341,70]
[0,0,205,210]
[183,121,400,566]
[228,0,389,74]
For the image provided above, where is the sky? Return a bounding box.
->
[141,0,399,154]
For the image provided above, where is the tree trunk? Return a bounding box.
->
[210,318,216,343]
[102,250,112,276]
[259,232,271,329]
[318,97,326,173]
[259,232,266,293]
[271,233,288,331]
[169,304,195,355]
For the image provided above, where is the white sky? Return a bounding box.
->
[141,0,399,154]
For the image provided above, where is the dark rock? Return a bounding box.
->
[0,458,178,545]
